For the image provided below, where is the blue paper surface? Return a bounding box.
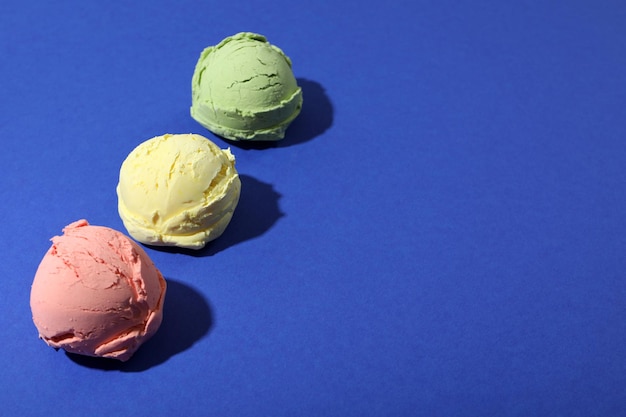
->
[1,1,626,416]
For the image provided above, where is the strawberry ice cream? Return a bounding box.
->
[30,220,166,361]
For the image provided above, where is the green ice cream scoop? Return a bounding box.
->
[191,32,303,141]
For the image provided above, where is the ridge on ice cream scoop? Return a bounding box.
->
[191,32,303,141]
[30,220,166,362]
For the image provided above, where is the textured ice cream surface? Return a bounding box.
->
[30,220,166,362]
[117,133,241,249]
[191,32,303,141]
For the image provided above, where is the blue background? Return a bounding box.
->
[1,0,626,416]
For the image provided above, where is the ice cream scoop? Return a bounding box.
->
[117,133,241,249]
[30,220,166,362]
[191,32,303,141]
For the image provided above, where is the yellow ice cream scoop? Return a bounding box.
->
[191,32,303,141]
[117,133,241,249]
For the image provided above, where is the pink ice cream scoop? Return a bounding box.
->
[30,219,166,362]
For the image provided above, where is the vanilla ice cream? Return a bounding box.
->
[30,220,166,362]
[191,32,303,141]
[117,133,241,249]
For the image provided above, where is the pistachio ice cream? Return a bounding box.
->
[191,32,303,141]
